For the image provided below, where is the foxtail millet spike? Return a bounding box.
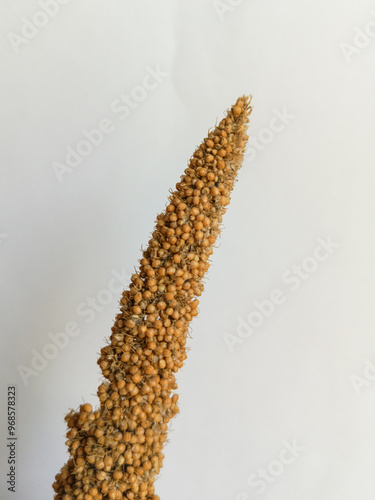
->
[53,95,252,500]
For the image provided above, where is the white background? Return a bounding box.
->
[1,1,375,499]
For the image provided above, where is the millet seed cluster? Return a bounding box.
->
[53,95,252,500]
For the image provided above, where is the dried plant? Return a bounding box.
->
[53,95,252,500]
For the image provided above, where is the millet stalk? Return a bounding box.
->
[53,95,253,500]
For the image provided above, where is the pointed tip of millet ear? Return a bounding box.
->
[222,95,253,169]
[231,94,253,123]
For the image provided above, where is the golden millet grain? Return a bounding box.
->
[53,95,252,499]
